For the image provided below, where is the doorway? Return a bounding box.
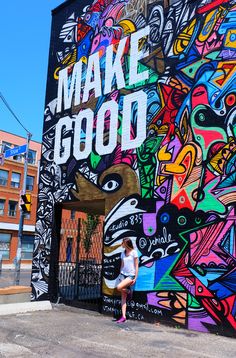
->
[57,200,105,311]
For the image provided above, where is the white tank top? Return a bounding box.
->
[121,250,138,276]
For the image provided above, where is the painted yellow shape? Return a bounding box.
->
[198,9,219,42]
[210,139,236,174]
[173,18,197,55]
[119,19,136,35]
[158,144,172,161]
[104,244,121,254]
[156,175,167,186]
[163,144,196,176]
[225,29,236,49]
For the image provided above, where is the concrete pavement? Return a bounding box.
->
[0,304,235,358]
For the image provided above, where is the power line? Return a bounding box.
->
[0,91,31,135]
[0,91,32,285]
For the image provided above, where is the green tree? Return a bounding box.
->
[82,214,100,258]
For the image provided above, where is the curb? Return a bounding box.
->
[0,286,31,295]
[0,300,52,316]
[1,264,32,270]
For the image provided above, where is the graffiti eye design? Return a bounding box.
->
[101,174,123,193]
[85,14,91,22]
[102,180,119,191]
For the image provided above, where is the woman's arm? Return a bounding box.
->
[120,258,124,273]
[132,257,139,284]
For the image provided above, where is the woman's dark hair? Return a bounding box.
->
[123,238,134,250]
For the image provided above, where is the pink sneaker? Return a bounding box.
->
[116,316,126,323]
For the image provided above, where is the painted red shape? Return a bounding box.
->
[194,128,225,149]
[197,0,228,14]
[195,278,214,298]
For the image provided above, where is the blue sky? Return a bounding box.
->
[0,0,65,143]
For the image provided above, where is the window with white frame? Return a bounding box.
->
[28,150,36,165]
[8,200,17,217]
[21,235,35,260]
[26,175,34,191]
[0,169,8,186]
[0,233,11,259]
[13,151,23,162]
[11,172,21,188]
[24,211,31,219]
[2,141,12,151]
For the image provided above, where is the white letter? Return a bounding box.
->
[56,60,83,113]
[82,52,101,102]
[122,90,147,151]
[54,116,72,164]
[95,100,118,155]
[129,26,150,86]
[73,109,94,160]
[104,37,127,94]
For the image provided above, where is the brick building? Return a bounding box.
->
[0,130,41,265]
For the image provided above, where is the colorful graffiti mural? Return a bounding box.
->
[34,0,236,335]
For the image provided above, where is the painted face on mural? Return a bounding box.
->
[35,0,236,334]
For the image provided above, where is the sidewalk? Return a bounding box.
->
[0,304,235,358]
[0,267,31,288]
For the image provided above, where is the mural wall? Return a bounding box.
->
[33,0,236,335]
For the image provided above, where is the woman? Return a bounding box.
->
[116,237,139,323]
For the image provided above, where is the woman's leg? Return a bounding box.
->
[117,277,133,319]
[121,290,127,319]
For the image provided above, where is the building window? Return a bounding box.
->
[66,237,73,262]
[8,201,17,217]
[0,169,8,186]
[71,209,76,220]
[12,144,23,162]
[26,175,34,191]
[28,150,36,165]
[0,233,11,259]
[11,172,21,188]
[22,235,35,260]
[24,211,31,219]
[2,141,12,152]
[13,151,23,162]
[0,199,5,215]
[2,141,24,162]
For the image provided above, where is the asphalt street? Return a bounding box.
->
[0,304,235,358]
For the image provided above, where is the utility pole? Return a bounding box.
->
[14,132,32,285]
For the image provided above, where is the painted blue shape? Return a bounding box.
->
[135,262,156,291]
[219,223,236,260]
[209,269,236,299]
[209,282,233,299]
[189,267,226,287]
[154,253,178,287]
[219,12,236,34]
[232,297,236,317]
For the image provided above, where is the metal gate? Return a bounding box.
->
[58,215,103,311]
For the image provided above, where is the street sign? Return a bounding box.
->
[4,144,27,158]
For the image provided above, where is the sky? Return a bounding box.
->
[0,0,65,143]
